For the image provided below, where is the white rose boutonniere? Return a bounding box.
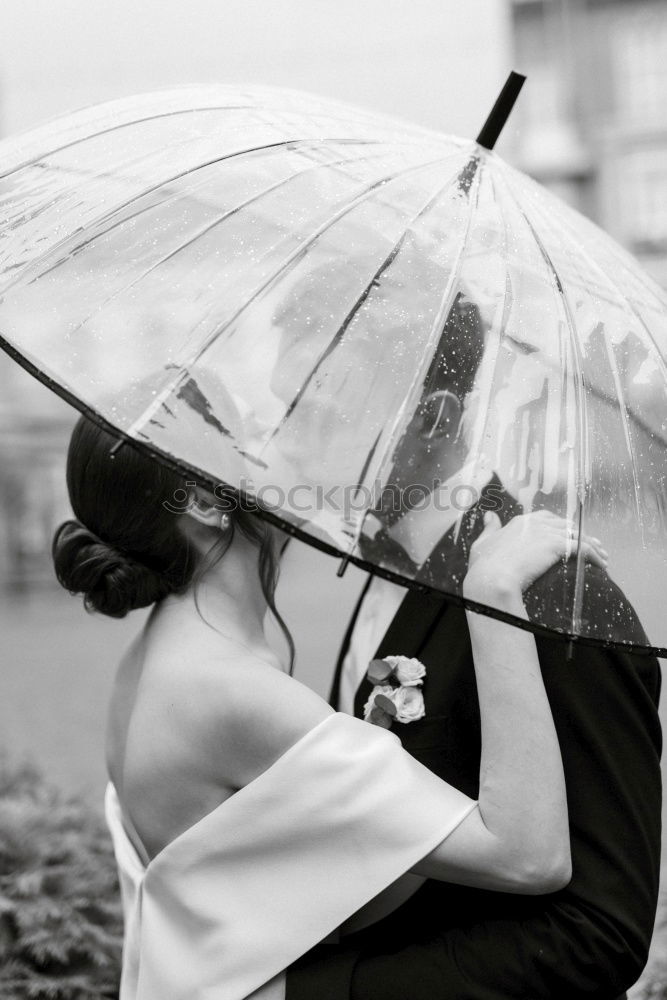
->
[364,656,427,729]
[393,685,426,723]
[384,655,426,687]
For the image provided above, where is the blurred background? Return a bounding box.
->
[0,0,664,980]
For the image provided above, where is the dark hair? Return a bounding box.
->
[52,416,294,670]
[424,293,486,402]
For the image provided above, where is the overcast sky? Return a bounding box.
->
[0,0,514,144]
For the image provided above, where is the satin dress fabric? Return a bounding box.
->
[104,712,477,1000]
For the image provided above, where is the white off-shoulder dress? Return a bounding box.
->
[105,712,476,1000]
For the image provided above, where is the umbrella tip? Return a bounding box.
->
[336,553,351,578]
[475,71,526,151]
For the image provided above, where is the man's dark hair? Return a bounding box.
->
[422,292,486,403]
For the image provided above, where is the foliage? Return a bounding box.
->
[0,755,122,999]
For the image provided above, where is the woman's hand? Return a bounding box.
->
[463,511,608,605]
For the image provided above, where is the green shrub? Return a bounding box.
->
[0,755,122,999]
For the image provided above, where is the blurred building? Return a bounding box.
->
[511,0,667,287]
[0,360,74,590]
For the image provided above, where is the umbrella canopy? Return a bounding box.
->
[0,86,665,654]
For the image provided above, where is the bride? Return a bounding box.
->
[52,415,606,1000]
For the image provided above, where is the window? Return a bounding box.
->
[618,148,667,252]
[611,5,667,123]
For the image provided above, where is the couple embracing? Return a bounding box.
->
[52,308,662,999]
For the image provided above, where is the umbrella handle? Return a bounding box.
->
[475,71,526,150]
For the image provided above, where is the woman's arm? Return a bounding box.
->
[414,511,605,893]
[412,594,569,893]
[220,511,605,896]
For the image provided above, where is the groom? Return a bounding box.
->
[285,299,663,999]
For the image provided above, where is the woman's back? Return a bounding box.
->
[105,597,281,863]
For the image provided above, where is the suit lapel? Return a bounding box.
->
[374,589,447,660]
[354,589,447,718]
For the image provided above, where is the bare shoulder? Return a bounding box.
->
[118,604,334,792]
[173,649,334,789]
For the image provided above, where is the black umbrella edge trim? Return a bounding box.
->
[0,331,664,660]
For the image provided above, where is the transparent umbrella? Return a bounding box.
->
[0,81,665,654]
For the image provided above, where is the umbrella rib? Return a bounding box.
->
[503,181,591,640]
[599,332,648,536]
[172,151,464,362]
[50,147,396,342]
[121,149,468,442]
[2,138,394,296]
[564,213,667,314]
[504,166,667,313]
[263,158,472,445]
[523,185,667,386]
[517,185,660,532]
[460,171,514,480]
[0,103,400,184]
[0,130,215,247]
[353,428,384,505]
[183,151,464,363]
[0,129,259,276]
[0,121,237,212]
[345,154,484,561]
[0,107,259,183]
[520,177,667,454]
[3,139,316,291]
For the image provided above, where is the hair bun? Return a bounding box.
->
[52,520,172,618]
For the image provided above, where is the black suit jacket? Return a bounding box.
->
[288,488,663,1000]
